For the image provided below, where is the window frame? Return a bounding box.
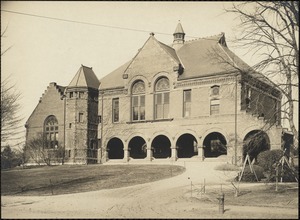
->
[154,77,170,120]
[112,98,119,123]
[210,99,220,115]
[44,115,59,148]
[131,80,146,122]
[183,89,191,117]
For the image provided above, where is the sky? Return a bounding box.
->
[1,1,297,148]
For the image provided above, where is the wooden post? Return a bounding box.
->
[275,167,278,192]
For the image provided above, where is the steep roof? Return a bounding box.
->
[174,22,184,34]
[68,65,100,89]
[99,61,131,90]
[99,31,275,90]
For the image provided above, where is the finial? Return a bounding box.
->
[150,32,155,36]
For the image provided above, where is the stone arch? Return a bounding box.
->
[201,127,230,145]
[243,130,270,161]
[174,129,200,143]
[107,137,124,159]
[44,115,59,148]
[127,75,149,94]
[202,131,227,158]
[151,72,173,91]
[176,133,198,158]
[151,130,174,146]
[128,136,147,159]
[151,134,172,159]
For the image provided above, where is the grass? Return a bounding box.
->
[193,183,298,209]
[214,163,240,171]
[1,164,185,196]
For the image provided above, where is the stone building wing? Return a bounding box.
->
[68,65,100,89]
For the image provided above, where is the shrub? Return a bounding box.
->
[236,165,265,182]
[257,149,283,172]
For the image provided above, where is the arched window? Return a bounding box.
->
[154,77,170,119]
[44,115,59,148]
[131,80,145,121]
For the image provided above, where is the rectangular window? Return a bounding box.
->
[79,92,84,98]
[69,92,73,98]
[98,116,101,124]
[210,99,220,115]
[183,90,191,117]
[132,95,145,121]
[69,123,72,128]
[79,112,84,122]
[112,98,119,123]
[155,92,169,119]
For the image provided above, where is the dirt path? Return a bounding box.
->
[1,161,298,219]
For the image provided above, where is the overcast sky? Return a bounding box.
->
[1,1,296,147]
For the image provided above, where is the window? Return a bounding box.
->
[131,81,145,121]
[69,92,73,98]
[69,123,72,128]
[210,99,220,115]
[79,91,84,98]
[44,115,59,148]
[79,112,84,122]
[246,87,251,109]
[154,77,170,119]
[112,98,119,123]
[211,85,220,96]
[98,115,102,124]
[183,90,191,117]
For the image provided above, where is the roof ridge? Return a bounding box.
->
[185,33,223,43]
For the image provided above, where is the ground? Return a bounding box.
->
[1,160,298,219]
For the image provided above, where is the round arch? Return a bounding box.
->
[151,72,173,91]
[243,130,270,161]
[203,132,227,158]
[127,75,149,94]
[107,137,124,159]
[151,135,171,159]
[128,136,147,159]
[176,133,198,158]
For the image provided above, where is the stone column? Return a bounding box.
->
[124,147,130,162]
[198,145,204,161]
[171,146,178,161]
[146,139,152,161]
[104,149,109,162]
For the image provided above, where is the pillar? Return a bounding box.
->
[124,147,130,162]
[146,147,153,161]
[198,145,204,161]
[146,139,152,161]
[171,146,177,161]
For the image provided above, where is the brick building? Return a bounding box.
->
[25,22,282,165]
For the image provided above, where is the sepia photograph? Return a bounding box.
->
[1,1,299,219]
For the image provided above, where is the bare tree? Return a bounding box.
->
[225,2,298,146]
[1,27,24,148]
[25,133,64,166]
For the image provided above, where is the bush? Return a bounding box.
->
[236,165,265,182]
[257,149,283,172]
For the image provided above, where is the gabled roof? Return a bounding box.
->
[99,31,276,90]
[68,65,100,89]
[99,60,131,90]
[158,41,180,64]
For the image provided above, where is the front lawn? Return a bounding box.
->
[1,164,185,196]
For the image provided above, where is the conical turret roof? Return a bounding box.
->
[174,21,184,34]
[68,65,100,89]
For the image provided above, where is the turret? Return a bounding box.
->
[172,21,185,50]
